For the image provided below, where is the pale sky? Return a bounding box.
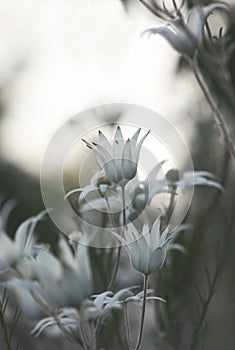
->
[0,0,199,176]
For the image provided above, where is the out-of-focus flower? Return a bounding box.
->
[0,210,46,270]
[85,288,131,321]
[65,170,123,215]
[143,3,227,56]
[83,126,150,185]
[22,237,92,308]
[65,170,117,201]
[0,198,17,231]
[170,171,223,192]
[31,307,80,337]
[85,286,165,321]
[1,279,44,317]
[125,161,170,219]
[122,289,166,304]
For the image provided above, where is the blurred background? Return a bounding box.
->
[0,0,235,349]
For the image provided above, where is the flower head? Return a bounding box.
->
[20,237,92,308]
[143,3,227,56]
[113,217,189,275]
[84,286,165,321]
[113,217,172,275]
[168,170,223,192]
[31,307,80,337]
[83,126,150,186]
[0,210,47,270]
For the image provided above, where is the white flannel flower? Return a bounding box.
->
[65,171,117,201]
[22,237,92,308]
[65,170,123,215]
[31,307,80,337]
[113,217,187,275]
[123,289,166,305]
[0,210,46,270]
[85,286,166,322]
[125,161,170,219]
[171,171,223,192]
[83,126,150,186]
[85,288,132,321]
[0,198,17,231]
[144,3,227,56]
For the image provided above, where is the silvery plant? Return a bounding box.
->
[0,124,222,350]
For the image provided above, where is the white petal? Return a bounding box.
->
[160,226,169,246]
[131,128,141,142]
[148,161,166,180]
[122,140,136,180]
[148,248,164,274]
[35,251,62,283]
[15,210,46,254]
[58,237,75,269]
[150,217,161,250]
[98,130,113,155]
[135,130,150,162]
[114,126,124,143]
[144,25,195,54]
[64,188,83,199]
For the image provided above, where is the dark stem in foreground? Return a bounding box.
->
[135,274,149,350]
[107,185,127,290]
[191,57,235,162]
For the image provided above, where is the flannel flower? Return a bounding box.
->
[83,126,150,186]
[84,287,165,322]
[31,288,165,337]
[0,210,46,270]
[113,216,185,275]
[20,237,92,308]
[170,170,223,192]
[143,3,227,56]
[31,307,80,337]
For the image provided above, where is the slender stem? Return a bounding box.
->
[104,194,116,228]
[191,58,235,162]
[139,0,174,20]
[107,246,122,290]
[191,218,233,350]
[121,185,127,227]
[135,274,149,350]
[80,321,89,349]
[124,303,133,350]
[89,322,97,350]
[105,193,120,290]
[0,311,12,350]
[107,185,127,290]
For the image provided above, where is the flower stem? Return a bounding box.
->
[104,194,116,228]
[124,303,133,350]
[191,57,235,162]
[121,185,127,227]
[107,246,122,290]
[135,274,149,350]
[89,322,97,350]
[139,0,174,20]
[107,185,127,290]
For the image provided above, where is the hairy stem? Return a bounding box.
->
[107,185,126,290]
[135,274,149,350]
[191,58,235,162]
[105,194,116,228]
[121,185,127,227]
[124,303,133,350]
[89,322,97,350]
[139,0,174,20]
[107,246,122,290]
